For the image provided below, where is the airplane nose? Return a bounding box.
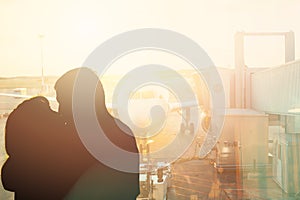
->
[126,99,168,138]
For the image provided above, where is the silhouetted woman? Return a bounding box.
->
[1,96,73,199]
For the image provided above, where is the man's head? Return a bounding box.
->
[54,67,106,120]
[55,68,77,120]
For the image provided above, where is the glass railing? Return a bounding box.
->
[0,175,14,200]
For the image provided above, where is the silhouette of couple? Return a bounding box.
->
[1,68,140,200]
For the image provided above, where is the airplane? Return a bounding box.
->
[104,85,205,137]
[0,86,202,136]
[0,87,57,119]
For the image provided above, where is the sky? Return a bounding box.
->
[0,0,300,77]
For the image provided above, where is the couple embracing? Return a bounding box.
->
[1,68,140,200]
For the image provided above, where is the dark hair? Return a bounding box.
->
[55,67,108,117]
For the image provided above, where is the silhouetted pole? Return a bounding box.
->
[234,32,245,108]
[285,31,295,63]
[38,34,45,88]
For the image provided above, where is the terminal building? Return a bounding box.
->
[213,31,300,198]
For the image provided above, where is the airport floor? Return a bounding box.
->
[167,159,294,200]
[0,160,297,200]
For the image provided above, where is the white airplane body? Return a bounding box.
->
[0,88,201,136]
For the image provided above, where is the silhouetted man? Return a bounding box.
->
[54,68,140,200]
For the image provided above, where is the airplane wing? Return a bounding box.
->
[105,102,115,110]
[105,100,201,117]
[169,100,200,112]
[0,92,32,99]
[0,93,57,102]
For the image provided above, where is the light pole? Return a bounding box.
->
[38,34,45,90]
